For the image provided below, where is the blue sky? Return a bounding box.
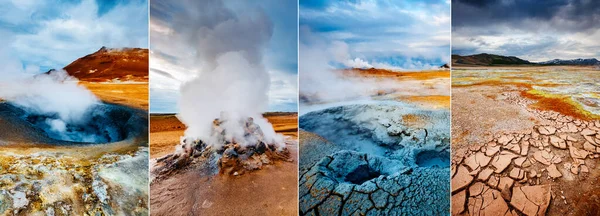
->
[0,0,148,73]
[149,0,298,113]
[300,0,451,70]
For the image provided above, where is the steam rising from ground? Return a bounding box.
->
[0,48,100,141]
[300,27,447,104]
[172,0,283,147]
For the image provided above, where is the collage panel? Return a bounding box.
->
[451,0,600,215]
[0,0,149,215]
[298,0,451,215]
[148,0,299,215]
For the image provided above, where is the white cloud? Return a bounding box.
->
[5,0,148,70]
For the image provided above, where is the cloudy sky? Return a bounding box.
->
[0,0,148,73]
[300,0,451,70]
[150,0,298,113]
[452,0,600,62]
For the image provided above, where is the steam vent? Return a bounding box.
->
[152,116,291,180]
[299,104,451,215]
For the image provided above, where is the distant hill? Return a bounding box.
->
[60,47,149,82]
[452,53,532,66]
[539,58,600,66]
[453,53,600,66]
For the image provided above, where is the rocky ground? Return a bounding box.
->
[0,48,150,215]
[0,143,148,215]
[451,67,600,216]
[149,113,299,215]
[299,104,451,215]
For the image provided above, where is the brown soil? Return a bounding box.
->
[64,47,149,82]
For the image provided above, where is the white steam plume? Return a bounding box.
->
[170,0,283,147]
[299,27,445,104]
[0,46,99,132]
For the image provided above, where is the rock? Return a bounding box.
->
[532,150,560,165]
[583,142,600,153]
[505,143,521,154]
[514,157,527,167]
[529,170,537,178]
[10,191,28,209]
[451,190,466,215]
[498,135,513,145]
[568,146,589,160]
[547,164,562,178]
[487,176,499,188]
[520,141,529,156]
[491,151,518,173]
[564,123,579,133]
[509,168,525,180]
[478,168,494,181]
[584,135,598,145]
[464,155,480,170]
[470,182,485,197]
[538,126,556,135]
[522,159,532,168]
[498,177,514,201]
[549,136,567,149]
[581,165,589,173]
[582,128,597,136]
[510,185,551,216]
[570,164,579,175]
[452,166,474,193]
[480,191,510,216]
[486,145,500,156]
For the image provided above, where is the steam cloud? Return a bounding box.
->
[300,27,446,104]
[169,0,283,147]
[0,47,100,141]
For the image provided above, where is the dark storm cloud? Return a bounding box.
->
[453,0,600,60]
[453,0,600,31]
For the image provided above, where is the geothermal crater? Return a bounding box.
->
[0,102,147,144]
[299,104,450,215]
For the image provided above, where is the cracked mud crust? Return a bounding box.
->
[299,104,450,215]
[452,68,600,216]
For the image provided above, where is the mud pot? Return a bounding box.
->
[299,103,450,215]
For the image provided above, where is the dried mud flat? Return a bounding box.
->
[149,113,299,216]
[451,67,600,216]
[299,68,451,215]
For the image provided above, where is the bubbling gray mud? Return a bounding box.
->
[1,102,147,144]
[299,104,450,215]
